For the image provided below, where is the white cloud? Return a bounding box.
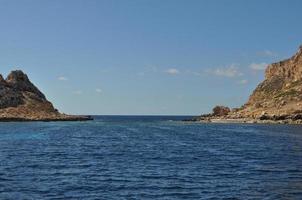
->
[249,62,268,71]
[137,65,159,77]
[258,50,277,57]
[165,68,180,75]
[58,76,68,81]
[137,72,145,77]
[185,70,202,76]
[238,79,248,85]
[208,64,243,78]
[96,88,102,93]
[73,90,83,95]
[149,66,158,73]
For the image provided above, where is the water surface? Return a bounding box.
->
[0,116,302,199]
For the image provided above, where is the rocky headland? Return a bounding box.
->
[0,70,92,122]
[188,45,302,124]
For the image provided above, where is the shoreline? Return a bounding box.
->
[0,115,93,122]
[183,117,302,125]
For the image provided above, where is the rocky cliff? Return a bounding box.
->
[189,45,302,124]
[0,70,92,121]
[229,45,302,121]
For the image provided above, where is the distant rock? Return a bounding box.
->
[187,45,302,124]
[235,45,302,120]
[0,70,92,121]
[212,106,230,116]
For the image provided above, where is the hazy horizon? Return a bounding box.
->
[1,0,302,115]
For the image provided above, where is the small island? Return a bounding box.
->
[0,70,92,122]
[187,45,302,124]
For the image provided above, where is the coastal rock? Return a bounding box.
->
[0,74,5,83]
[231,45,302,122]
[266,46,302,81]
[189,45,302,124]
[212,106,230,116]
[0,70,92,121]
[6,70,46,99]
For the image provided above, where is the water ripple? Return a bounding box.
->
[0,116,302,199]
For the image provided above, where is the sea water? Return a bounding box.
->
[0,116,302,199]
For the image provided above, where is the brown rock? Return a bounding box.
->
[0,70,92,121]
[212,106,230,116]
[235,45,302,120]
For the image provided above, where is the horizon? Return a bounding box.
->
[1,0,302,115]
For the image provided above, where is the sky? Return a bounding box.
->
[0,0,301,115]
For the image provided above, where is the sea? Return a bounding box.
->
[0,116,302,200]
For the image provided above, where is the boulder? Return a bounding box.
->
[212,106,230,116]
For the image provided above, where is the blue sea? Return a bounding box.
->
[0,116,302,199]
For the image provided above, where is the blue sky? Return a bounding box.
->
[0,0,301,115]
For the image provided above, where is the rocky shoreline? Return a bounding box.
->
[185,45,302,125]
[0,115,93,122]
[184,115,302,125]
[0,70,93,122]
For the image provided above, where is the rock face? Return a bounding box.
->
[212,106,230,116]
[0,70,92,121]
[232,45,302,120]
[187,45,302,124]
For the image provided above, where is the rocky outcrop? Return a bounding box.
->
[233,45,302,121]
[184,106,230,122]
[266,46,302,81]
[212,106,230,116]
[0,70,92,121]
[187,45,302,124]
